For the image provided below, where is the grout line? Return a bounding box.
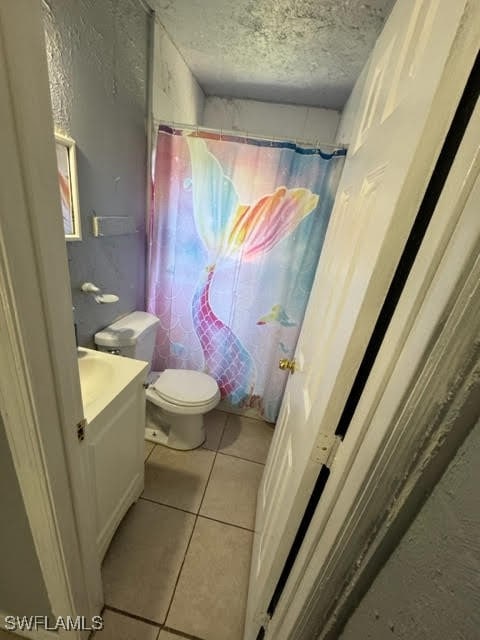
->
[162,625,206,640]
[139,495,198,516]
[215,450,266,467]
[198,512,255,533]
[139,495,197,515]
[138,496,255,533]
[100,603,207,640]
[144,441,156,463]
[209,414,229,451]
[163,419,227,623]
[162,514,196,623]
[199,421,227,511]
[102,604,162,628]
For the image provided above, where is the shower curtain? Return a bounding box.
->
[147,126,345,422]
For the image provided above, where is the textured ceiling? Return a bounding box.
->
[152,0,395,109]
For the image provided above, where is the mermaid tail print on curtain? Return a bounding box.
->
[147,127,345,421]
[192,266,255,404]
[187,136,319,262]
[187,137,319,407]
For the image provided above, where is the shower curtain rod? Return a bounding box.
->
[153,119,345,151]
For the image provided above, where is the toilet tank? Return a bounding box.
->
[94,311,160,368]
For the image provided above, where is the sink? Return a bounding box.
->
[77,346,148,421]
[77,349,114,406]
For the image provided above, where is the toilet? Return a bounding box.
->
[94,311,220,450]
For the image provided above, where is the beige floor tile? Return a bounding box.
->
[203,410,228,451]
[200,453,263,529]
[144,440,155,461]
[219,414,274,464]
[94,609,159,639]
[167,517,253,640]
[158,632,185,640]
[102,500,195,624]
[144,445,215,513]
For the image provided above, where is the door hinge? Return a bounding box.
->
[311,432,342,466]
[76,418,86,442]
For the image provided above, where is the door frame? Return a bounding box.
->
[0,2,102,637]
[266,52,480,640]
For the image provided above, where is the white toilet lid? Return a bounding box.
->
[152,369,219,406]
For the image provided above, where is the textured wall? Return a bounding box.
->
[203,97,340,145]
[43,0,149,346]
[340,416,480,640]
[0,414,52,618]
[153,20,205,125]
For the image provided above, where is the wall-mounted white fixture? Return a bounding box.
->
[81,282,119,304]
[92,215,137,237]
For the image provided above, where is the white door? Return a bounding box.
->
[245,1,473,637]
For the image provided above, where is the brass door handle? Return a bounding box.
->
[279,358,296,374]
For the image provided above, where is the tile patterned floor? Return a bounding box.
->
[98,410,274,640]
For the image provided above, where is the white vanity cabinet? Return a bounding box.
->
[77,348,148,559]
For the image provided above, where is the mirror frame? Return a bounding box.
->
[54,131,82,241]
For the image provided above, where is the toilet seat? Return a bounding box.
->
[146,369,220,415]
[152,369,219,405]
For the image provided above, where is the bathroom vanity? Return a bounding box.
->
[77,347,148,559]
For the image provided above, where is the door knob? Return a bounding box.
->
[279,358,296,374]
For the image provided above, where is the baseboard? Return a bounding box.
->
[217,400,274,423]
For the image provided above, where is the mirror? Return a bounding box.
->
[55,132,81,241]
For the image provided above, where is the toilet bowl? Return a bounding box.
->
[145,369,220,450]
[94,311,220,450]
